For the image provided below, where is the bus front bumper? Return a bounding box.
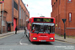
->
[30,38,55,42]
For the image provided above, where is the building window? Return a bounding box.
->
[68,0,72,2]
[69,13,72,21]
[54,2,55,4]
[52,5,54,7]
[56,0,57,2]
[26,15,28,17]
[14,1,18,10]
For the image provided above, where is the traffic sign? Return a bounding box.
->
[62,19,66,39]
[62,19,66,23]
[0,0,4,4]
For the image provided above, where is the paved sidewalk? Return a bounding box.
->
[55,34,75,44]
[0,30,24,37]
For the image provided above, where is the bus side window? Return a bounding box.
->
[27,21,29,30]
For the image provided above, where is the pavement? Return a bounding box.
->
[55,34,75,44]
[0,30,75,44]
[0,30,24,37]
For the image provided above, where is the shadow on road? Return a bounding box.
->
[31,42,53,45]
[25,34,53,45]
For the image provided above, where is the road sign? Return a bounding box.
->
[0,0,4,4]
[62,19,66,23]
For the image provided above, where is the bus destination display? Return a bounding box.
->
[34,18,53,22]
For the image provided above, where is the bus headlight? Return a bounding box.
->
[50,38,53,40]
[33,37,37,40]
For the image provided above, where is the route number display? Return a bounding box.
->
[34,18,53,22]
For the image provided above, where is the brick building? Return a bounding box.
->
[51,0,75,36]
[0,10,7,33]
[0,0,29,33]
[18,0,30,29]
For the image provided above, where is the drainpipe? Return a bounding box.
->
[12,0,14,26]
[18,0,20,29]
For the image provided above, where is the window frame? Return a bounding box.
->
[68,12,72,22]
[68,0,72,2]
[56,0,57,2]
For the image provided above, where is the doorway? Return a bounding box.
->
[14,18,17,31]
[7,23,11,32]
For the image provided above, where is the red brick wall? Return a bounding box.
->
[51,0,75,36]
[0,0,30,32]
[3,0,12,22]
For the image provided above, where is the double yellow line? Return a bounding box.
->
[0,34,14,39]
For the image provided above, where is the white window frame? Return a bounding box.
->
[68,0,72,2]
[69,13,72,21]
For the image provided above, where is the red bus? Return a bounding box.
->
[26,17,55,42]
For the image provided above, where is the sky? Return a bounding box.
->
[22,0,52,18]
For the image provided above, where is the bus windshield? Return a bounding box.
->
[32,23,55,33]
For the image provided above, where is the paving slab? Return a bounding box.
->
[55,34,75,44]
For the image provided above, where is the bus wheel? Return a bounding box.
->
[25,32,27,37]
[26,34,27,37]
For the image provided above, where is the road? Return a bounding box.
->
[0,31,75,50]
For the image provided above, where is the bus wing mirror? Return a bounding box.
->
[48,32,49,34]
[48,32,50,34]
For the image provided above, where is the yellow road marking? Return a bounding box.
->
[0,34,14,39]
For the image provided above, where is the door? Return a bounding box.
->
[14,18,17,31]
[7,24,11,32]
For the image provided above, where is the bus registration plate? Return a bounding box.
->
[40,40,46,42]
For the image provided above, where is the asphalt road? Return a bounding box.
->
[0,31,75,50]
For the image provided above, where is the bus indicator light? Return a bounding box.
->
[31,34,33,36]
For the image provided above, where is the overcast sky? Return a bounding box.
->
[22,0,52,18]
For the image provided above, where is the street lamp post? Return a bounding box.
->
[1,3,4,34]
[62,19,66,39]
[0,4,1,34]
[0,0,4,34]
